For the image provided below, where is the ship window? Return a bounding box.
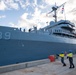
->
[55,29,60,32]
[55,30,56,32]
[44,29,46,31]
[55,30,58,32]
[59,30,61,32]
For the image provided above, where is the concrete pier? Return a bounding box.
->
[0,55,76,75]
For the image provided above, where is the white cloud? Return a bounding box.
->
[16,12,34,31]
[44,0,68,5]
[19,0,26,9]
[0,0,19,10]
[19,0,30,9]
[32,7,41,17]
[21,13,28,20]
[0,15,6,18]
[9,2,19,10]
[9,22,16,27]
[31,7,53,27]
[4,0,19,10]
[0,1,7,10]
[34,0,37,5]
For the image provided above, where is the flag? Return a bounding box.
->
[61,5,64,14]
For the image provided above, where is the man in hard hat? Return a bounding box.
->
[67,50,75,69]
[59,51,66,66]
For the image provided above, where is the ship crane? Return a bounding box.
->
[47,2,66,22]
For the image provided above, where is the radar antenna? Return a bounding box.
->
[47,2,66,22]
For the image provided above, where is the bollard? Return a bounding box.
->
[48,55,55,62]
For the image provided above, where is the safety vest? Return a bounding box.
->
[67,53,73,57]
[59,54,64,57]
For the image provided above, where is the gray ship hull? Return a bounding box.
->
[0,38,76,66]
[0,26,76,66]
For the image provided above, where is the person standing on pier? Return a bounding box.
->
[67,50,75,69]
[59,51,66,66]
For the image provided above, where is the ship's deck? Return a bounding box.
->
[0,55,76,75]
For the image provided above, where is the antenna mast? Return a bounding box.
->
[47,2,66,22]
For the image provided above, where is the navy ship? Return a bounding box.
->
[0,2,76,66]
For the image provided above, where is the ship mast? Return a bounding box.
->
[47,2,66,22]
[52,3,57,22]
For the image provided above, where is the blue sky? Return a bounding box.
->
[0,0,76,31]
